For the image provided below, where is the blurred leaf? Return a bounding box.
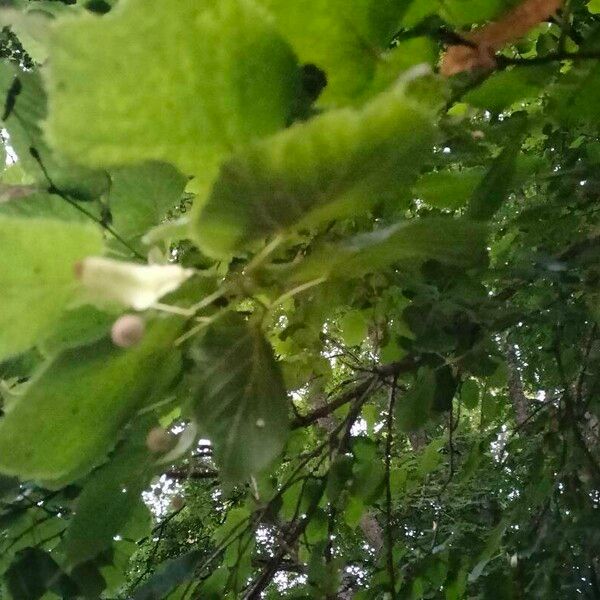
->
[132,551,202,600]
[46,0,299,193]
[418,437,444,475]
[293,217,488,283]
[0,64,109,200]
[61,418,156,566]
[468,521,506,582]
[339,311,369,347]
[0,318,182,485]
[6,548,78,600]
[39,305,113,356]
[414,168,485,210]
[460,379,480,409]
[0,215,102,362]
[467,143,521,221]
[464,66,556,113]
[258,0,406,102]
[192,77,441,257]
[108,163,187,243]
[326,454,354,503]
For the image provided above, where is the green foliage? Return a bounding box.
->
[0,216,102,361]
[0,318,181,485]
[396,366,436,432]
[45,0,300,192]
[188,314,289,484]
[108,163,187,244]
[61,418,156,566]
[192,76,440,256]
[257,0,409,102]
[0,0,599,598]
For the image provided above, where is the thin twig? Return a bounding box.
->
[384,375,399,598]
[28,146,145,261]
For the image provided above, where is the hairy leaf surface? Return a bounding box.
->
[193,77,441,256]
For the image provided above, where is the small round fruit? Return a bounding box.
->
[111,314,145,348]
[146,427,176,454]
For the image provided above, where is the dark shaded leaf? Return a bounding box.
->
[189,314,289,484]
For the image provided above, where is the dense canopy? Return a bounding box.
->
[0,0,598,598]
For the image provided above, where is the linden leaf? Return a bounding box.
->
[45,0,300,192]
[189,314,289,485]
[0,216,103,361]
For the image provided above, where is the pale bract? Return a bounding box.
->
[76,257,193,310]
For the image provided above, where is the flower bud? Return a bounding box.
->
[111,314,145,348]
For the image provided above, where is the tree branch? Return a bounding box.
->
[291,357,418,430]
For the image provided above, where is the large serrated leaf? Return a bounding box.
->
[108,163,187,243]
[45,0,299,192]
[0,215,103,361]
[193,77,441,257]
[0,317,182,485]
[61,418,156,566]
[189,314,289,484]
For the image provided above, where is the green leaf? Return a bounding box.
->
[464,66,557,113]
[396,366,436,432]
[305,508,328,544]
[61,419,156,566]
[468,521,506,582]
[441,0,504,26]
[418,437,444,475]
[0,216,103,362]
[0,317,182,485]
[6,548,78,600]
[0,65,109,200]
[39,305,113,356]
[0,190,89,221]
[132,551,202,600]
[46,0,299,192]
[548,62,600,125]
[326,454,354,503]
[433,364,458,412]
[367,38,437,99]
[189,314,289,484]
[339,310,369,347]
[344,495,365,528]
[467,143,521,222]
[414,168,485,210]
[258,0,406,102]
[192,76,441,257]
[460,379,480,409]
[108,163,187,243]
[292,217,489,283]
